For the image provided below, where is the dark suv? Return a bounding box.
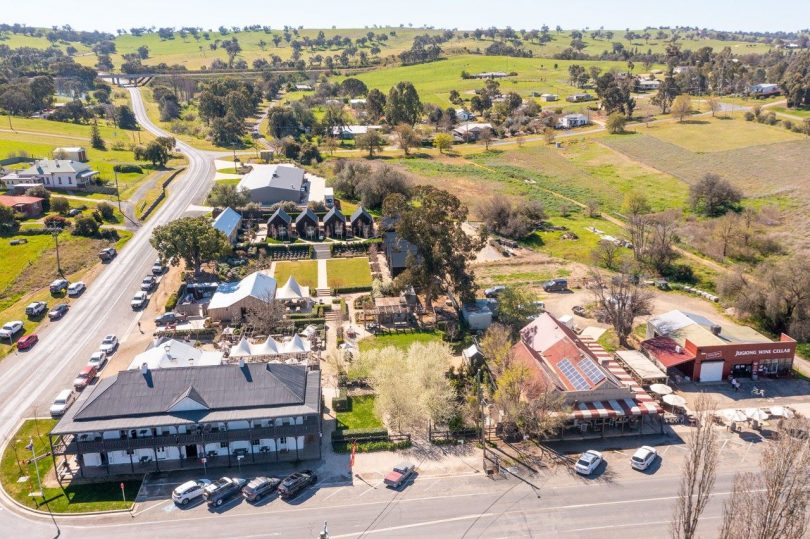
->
[278,470,317,500]
[204,477,246,507]
[543,279,568,293]
[242,476,281,503]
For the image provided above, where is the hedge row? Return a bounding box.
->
[154,328,216,338]
[292,317,325,328]
[333,285,373,294]
[331,427,389,441]
[165,284,185,311]
[333,440,412,453]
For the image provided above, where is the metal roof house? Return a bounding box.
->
[237,164,306,206]
[295,208,319,240]
[323,207,346,238]
[383,232,419,277]
[49,363,321,481]
[127,338,223,371]
[1,159,98,190]
[212,207,242,245]
[350,207,374,238]
[207,272,277,322]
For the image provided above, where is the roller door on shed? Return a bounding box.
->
[699,361,725,382]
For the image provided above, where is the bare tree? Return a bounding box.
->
[719,418,810,539]
[494,361,566,440]
[647,210,679,273]
[707,96,722,118]
[479,323,514,377]
[713,213,740,259]
[672,394,719,539]
[480,127,493,150]
[245,293,287,335]
[591,239,622,270]
[585,199,600,217]
[590,270,653,347]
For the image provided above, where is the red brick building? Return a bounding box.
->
[641,310,796,382]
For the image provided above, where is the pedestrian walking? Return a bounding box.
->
[137,321,143,334]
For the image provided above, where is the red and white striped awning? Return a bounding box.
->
[572,399,660,419]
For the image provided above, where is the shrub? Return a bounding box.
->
[333,440,411,453]
[51,197,70,215]
[44,215,70,229]
[331,427,389,441]
[743,111,755,121]
[784,120,793,130]
[331,388,349,412]
[97,202,115,220]
[114,164,143,173]
[165,284,186,311]
[72,215,100,236]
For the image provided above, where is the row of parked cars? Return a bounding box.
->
[574,446,659,475]
[172,471,318,508]
[50,334,118,417]
[131,261,166,310]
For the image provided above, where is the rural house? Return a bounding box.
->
[452,122,493,142]
[540,93,559,102]
[49,362,321,481]
[384,231,419,277]
[212,207,242,245]
[566,93,595,103]
[331,125,382,140]
[0,194,44,218]
[1,159,98,190]
[557,113,589,129]
[53,146,87,162]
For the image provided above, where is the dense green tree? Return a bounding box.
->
[143,140,170,167]
[115,105,137,129]
[210,112,244,146]
[780,51,810,108]
[150,216,231,275]
[365,88,386,122]
[383,185,482,305]
[51,197,70,215]
[72,214,100,237]
[338,78,368,97]
[90,124,105,150]
[206,183,250,208]
[0,205,19,235]
[689,173,743,217]
[497,286,542,335]
[385,82,421,126]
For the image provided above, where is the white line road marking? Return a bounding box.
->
[562,516,723,533]
[330,512,498,538]
[320,487,345,503]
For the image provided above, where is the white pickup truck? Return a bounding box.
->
[384,463,415,489]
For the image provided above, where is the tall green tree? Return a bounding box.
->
[143,140,170,167]
[651,71,680,114]
[384,186,482,305]
[366,88,386,122]
[497,286,541,335]
[115,105,137,129]
[150,216,231,275]
[356,129,385,157]
[385,82,421,126]
[206,183,250,208]
[90,123,105,150]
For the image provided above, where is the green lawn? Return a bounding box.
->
[327,257,372,289]
[336,395,383,430]
[771,106,810,118]
[1,419,140,513]
[521,214,629,265]
[358,331,443,352]
[274,260,319,289]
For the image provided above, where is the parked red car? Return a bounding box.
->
[17,334,38,351]
[73,365,98,391]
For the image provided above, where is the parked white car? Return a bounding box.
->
[99,335,118,354]
[575,450,603,475]
[67,281,86,297]
[630,446,658,471]
[0,320,24,340]
[131,291,148,310]
[172,479,211,505]
[87,351,108,371]
[49,389,76,417]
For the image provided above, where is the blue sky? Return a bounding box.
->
[4,0,809,33]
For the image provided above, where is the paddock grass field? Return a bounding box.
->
[641,116,804,153]
[327,257,372,289]
[273,260,318,289]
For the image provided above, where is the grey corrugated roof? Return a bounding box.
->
[384,232,418,269]
[323,207,345,223]
[295,207,318,224]
[350,206,372,223]
[268,207,292,224]
[212,207,242,237]
[238,164,305,192]
[75,363,306,420]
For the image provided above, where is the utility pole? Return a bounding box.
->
[114,168,122,213]
[27,437,43,499]
[51,229,63,275]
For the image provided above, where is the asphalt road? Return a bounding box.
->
[0,87,215,535]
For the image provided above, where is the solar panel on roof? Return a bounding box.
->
[558,358,590,390]
[579,357,606,385]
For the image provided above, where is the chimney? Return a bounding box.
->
[711,325,722,336]
[239,358,245,368]
[675,345,682,354]
[141,362,149,374]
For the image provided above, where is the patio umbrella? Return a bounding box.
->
[769,406,795,419]
[745,408,769,422]
[649,384,673,396]
[663,394,687,408]
[720,409,747,423]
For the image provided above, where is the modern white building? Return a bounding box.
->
[207,272,277,322]
[1,159,98,190]
[557,113,589,129]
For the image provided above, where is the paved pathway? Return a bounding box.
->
[318,259,328,289]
